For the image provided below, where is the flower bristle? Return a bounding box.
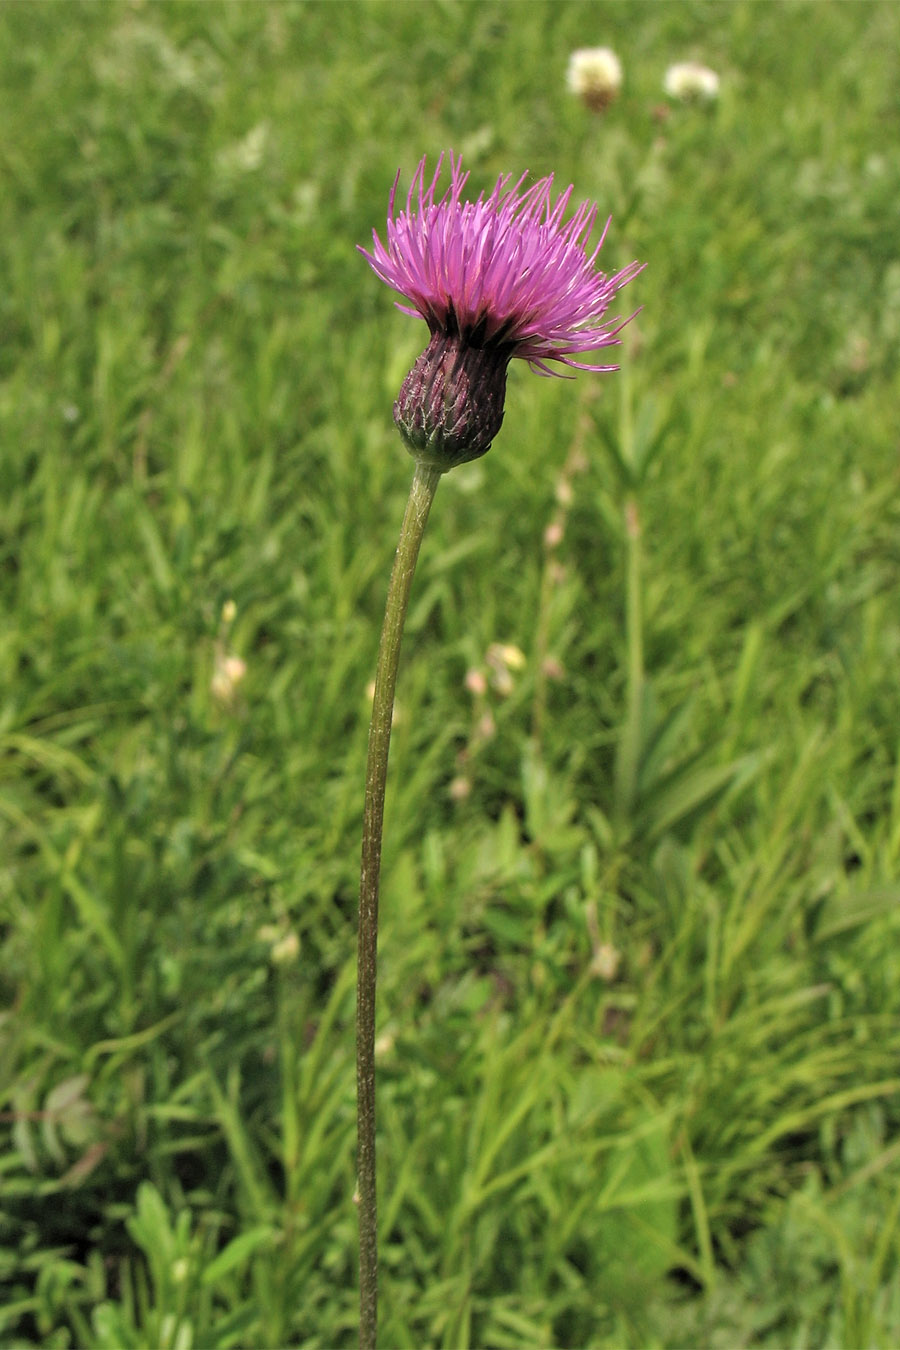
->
[360,152,643,376]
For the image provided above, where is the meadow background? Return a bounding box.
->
[2,1,900,1345]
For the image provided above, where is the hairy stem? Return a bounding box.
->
[357,461,442,1350]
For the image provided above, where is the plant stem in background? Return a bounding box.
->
[616,492,645,817]
[625,493,644,707]
[531,407,591,749]
[357,461,441,1350]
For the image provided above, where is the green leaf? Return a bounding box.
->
[200,1227,276,1288]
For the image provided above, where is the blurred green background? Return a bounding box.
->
[2,1,900,1345]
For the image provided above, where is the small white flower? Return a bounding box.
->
[211,651,246,704]
[449,776,472,801]
[664,61,720,101]
[497,643,526,671]
[567,47,623,112]
[223,654,246,684]
[464,668,488,698]
[544,518,565,550]
[555,477,574,508]
[374,1031,396,1059]
[591,941,621,981]
[486,643,524,695]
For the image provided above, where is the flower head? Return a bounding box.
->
[663,61,720,101]
[359,153,643,470]
[567,47,623,112]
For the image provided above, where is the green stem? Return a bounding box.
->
[357,461,442,1350]
[530,549,555,749]
[625,493,644,707]
[615,493,644,818]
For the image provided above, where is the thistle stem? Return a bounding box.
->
[357,461,442,1350]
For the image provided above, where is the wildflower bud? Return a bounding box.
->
[544,519,565,550]
[591,941,621,981]
[374,1031,396,1059]
[499,643,526,669]
[211,651,247,704]
[394,331,510,471]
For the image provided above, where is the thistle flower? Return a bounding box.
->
[355,158,645,1345]
[359,153,643,471]
[566,47,623,112]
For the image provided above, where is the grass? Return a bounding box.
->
[2,0,900,1344]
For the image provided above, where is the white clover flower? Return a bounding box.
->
[566,47,623,112]
[663,61,720,101]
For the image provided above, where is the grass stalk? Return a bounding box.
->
[616,491,645,816]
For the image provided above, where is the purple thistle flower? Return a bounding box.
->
[359,152,644,470]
